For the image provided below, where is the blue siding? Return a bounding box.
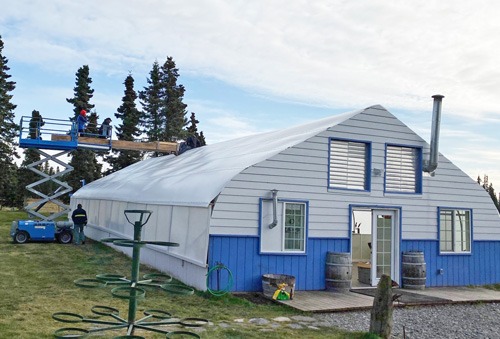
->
[208,235,349,291]
[402,240,500,287]
[208,236,500,291]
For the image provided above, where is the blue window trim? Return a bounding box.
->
[259,197,309,255]
[437,206,473,256]
[384,143,423,195]
[328,137,372,192]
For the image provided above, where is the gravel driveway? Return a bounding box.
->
[314,302,500,339]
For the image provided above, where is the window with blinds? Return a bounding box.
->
[329,139,369,190]
[385,145,421,193]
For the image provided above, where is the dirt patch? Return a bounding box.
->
[233,292,277,305]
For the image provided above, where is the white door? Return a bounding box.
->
[371,210,397,286]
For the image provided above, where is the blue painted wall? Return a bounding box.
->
[208,235,349,291]
[402,240,500,287]
[208,236,500,291]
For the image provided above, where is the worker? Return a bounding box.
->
[77,109,88,136]
[98,118,112,138]
[71,203,88,245]
[29,110,45,139]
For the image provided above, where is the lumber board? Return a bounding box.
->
[111,140,178,153]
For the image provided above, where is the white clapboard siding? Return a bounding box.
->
[210,106,500,241]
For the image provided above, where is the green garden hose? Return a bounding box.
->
[206,263,233,296]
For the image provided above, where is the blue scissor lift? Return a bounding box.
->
[18,116,112,221]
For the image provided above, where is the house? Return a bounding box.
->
[71,102,500,292]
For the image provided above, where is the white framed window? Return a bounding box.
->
[439,208,471,253]
[385,145,422,193]
[329,139,370,190]
[283,203,306,252]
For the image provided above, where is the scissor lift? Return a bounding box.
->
[18,116,179,220]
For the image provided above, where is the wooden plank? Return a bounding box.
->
[111,140,178,153]
[51,134,71,141]
[78,136,110,145]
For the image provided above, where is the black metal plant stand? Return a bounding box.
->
[52,210,208,338]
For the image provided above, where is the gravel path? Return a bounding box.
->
[313,302,500,338]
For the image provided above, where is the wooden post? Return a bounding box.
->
[369,274,393,338]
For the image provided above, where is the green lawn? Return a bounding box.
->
[0,210,374,338]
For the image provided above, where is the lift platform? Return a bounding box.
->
[18,116,178,220]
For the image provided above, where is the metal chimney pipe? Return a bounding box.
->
[269,189,278,229]
[424,94,444,174]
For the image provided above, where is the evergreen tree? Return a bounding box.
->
[0,35,20,207]
[160,57,188,141]
[66,65,95,116]
[478,174,500,213]
[18,110,44,199]
[106,74,142,173]
[487,183,500,213]
[65,65,101,194]
[139,61,164,143]
[186,112,206,146]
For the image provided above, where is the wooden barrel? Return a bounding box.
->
[325,252,352,292]
[402,251,426,290]
[262,274,296,299]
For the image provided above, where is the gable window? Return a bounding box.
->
[439,209,471,253]
[329,139,370,191]
[385,145,422,193]
[284,203,306,252]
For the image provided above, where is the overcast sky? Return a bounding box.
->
[1,1,499,187]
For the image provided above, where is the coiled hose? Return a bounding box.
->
[206,263,233,296]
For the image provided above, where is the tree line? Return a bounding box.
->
[0,35,205,208]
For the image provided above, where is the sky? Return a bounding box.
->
[1,1,499,187]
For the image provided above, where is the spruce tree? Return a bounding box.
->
[0,35,20,207]
[65,65,101,193]
[160,57,188,141]
[139,61,164,143]
[18,110,44,199]
[186,112,206,146]
[106,74,142,173]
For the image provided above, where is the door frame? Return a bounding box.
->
[349,205,401,287]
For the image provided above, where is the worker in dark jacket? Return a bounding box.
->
[71,204,88,245]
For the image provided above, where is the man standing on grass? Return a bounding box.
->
[71,204,88,245]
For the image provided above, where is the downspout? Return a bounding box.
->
[269,189,278,229]
[423,94,444,175]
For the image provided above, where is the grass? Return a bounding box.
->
[0,210,373,338]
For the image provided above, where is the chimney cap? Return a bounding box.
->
[432,94,445,100]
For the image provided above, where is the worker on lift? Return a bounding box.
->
[77,109,88,136]
[98,118,112,138]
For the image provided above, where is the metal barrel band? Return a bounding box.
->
[179,317,209,327]
[143,309,172,319]
[91,305,120,316]
[74,278,106,288]
[161,283,195,295]
[166,331,200,338]
[53,327,89,338]
[111,286,146,300]
[52,312,84,323]
[113,336,145,339]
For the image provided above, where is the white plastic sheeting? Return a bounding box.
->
[72,108,362,207]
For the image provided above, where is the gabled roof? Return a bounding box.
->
[72,106,373,207]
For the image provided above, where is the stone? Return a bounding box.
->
[291,315,316,322]
[249,318,270,325]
